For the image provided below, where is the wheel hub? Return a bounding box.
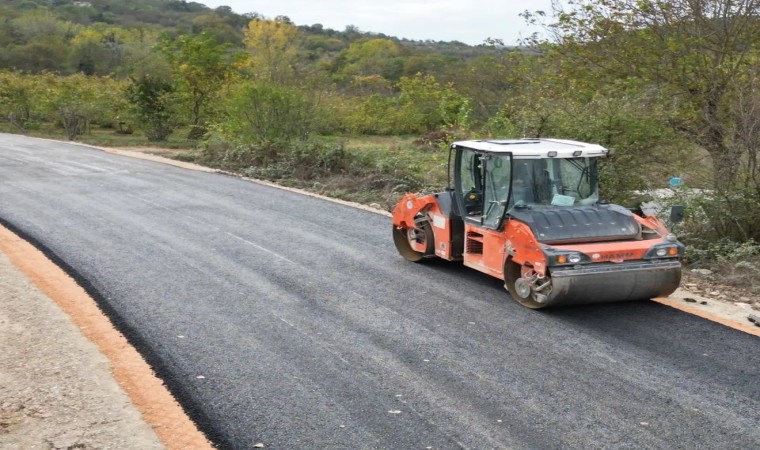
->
[514,278,532,299]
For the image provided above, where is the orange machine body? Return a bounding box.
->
[392,193,675,281]
[391,138,684,308]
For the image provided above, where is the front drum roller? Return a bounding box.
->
[504,259,682,309]
[393,220,435,262]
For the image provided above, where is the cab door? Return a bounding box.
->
[453,147,513,278]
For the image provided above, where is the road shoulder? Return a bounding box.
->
[0,224,213,449]
[0,247,162,449]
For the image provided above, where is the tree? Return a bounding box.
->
[243,18,301,83]
[453,53,514,121]
[397,73,471,132]
[521,0,760,241]
[530,0,760,187]
[40,74,114,140]
[191,13,242,45]
[126,75,178,141]
[159,32,232,138]
[0,71,36,130]
[70,28,109,75]
[337,38,403,82]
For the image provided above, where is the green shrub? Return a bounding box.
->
[125,75,178,141]
[221,81,314,143]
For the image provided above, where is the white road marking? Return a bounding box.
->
[225,232,298,265]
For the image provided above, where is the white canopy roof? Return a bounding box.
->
[451,138,609,159]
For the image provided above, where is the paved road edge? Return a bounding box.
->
[652,296,760,337]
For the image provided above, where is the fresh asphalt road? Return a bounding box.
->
[1,134,758,449]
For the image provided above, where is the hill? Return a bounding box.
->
[0,0,507,76]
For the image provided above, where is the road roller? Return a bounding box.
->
[392,139,684,308]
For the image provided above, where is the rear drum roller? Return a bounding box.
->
[504,260,552,309]
[393,221,434,262]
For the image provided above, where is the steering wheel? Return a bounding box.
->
[464,189,482,214]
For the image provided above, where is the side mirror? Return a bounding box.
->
[669,205,685,223]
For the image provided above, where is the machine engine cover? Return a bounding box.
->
[509,204,640,244]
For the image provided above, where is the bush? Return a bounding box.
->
[685,238,760,265]
[125,75,178,141]
[220,81,314,143]
[679,186,760,244]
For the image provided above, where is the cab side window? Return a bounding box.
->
[459,149,483,215]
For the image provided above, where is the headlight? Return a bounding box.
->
[646,245,682,259]
[555,253,584,264]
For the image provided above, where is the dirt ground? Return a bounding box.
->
[0,251,165,449]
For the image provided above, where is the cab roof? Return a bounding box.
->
[451,138,609,159]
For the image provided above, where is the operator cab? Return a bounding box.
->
[452,139,608,229]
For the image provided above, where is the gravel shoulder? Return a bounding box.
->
[0,250,164,449]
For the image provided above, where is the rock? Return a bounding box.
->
[684,298,697,303]
[709,291,721,296]
[369,203,382,209]
[700,301,708,305]
[691,269,713,276]
[748,314,760,327]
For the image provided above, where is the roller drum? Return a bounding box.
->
[541,260,682,308]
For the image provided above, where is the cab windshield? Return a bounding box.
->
[509,157,599,209]
[454,146,600,229]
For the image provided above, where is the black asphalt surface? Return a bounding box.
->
[1,133,758,449]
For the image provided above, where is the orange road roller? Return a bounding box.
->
[392,139,684,308]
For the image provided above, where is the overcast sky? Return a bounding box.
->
[198,1,556,46]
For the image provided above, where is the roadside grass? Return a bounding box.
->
[195,134,450,209]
